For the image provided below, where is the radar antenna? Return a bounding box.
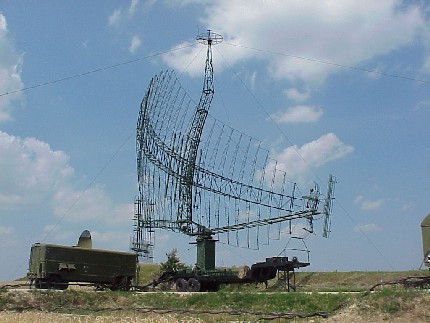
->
[132,30,335,270]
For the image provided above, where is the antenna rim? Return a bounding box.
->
[196,30,223,45]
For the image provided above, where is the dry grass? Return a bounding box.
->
[0,311,203,323]
[2,271,430,322]
[294,271,429,291]
[327,298,430,323]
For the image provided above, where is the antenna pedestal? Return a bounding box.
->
[196,236,216,271]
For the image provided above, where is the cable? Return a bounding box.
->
[39,131,134,243]
[218,240,252,264]
[336,202,395,270]
[0,43,196,98]
[178,46,204,78]
[5,37,399,272]
[4,40,427,98]
[7,131,134,281]
[214,47,320,182]
[224,41,430,85]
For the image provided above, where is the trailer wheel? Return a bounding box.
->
[47,275,62,289]
[187,278,201,292]
[175,278,188,292]
[34,278,47,289]
[58,280,69,290]
[110,276,130,291]
[121,277,132,291]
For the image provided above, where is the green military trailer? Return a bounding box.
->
[27,243,137,290]
[422,212,430,268]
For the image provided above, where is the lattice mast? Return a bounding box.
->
[179,30,223,236]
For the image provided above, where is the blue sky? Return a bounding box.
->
[1,0,430,281]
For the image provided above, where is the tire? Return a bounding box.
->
[110,276,131,291]
[59,281,69,290]
[47,275,61,289]
[121,277,132,291]
[109,285,119,291]
[175,278,188,292]
[34,278,47,289]
[187,278,201,292]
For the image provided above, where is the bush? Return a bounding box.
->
[159,249,187,273]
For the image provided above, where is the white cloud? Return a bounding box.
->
[108,9,122,28]
[0,131,132,225]
[129,0,139,16]
[249,71,257,91]
[354,223,382,232]
[0,13,24,122]
[108,0,154,28]
[0,131,73,209]
[271,105,323,124]
[354,195,384,211]
[267,133,353,179]
[162,41,207,77]
[51,186,133,224]
[423,55,430,72]
[0,14,6,30]
[0,226,13,235]
[41,224,76,244]
[280,222,312,239]
[415,100,430,111]
[91,230,132,251]
[284,87,311,102]
[165,1,426,86]
[165,0,210,6]
[129,35,142,54]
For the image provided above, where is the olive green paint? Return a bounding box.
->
[421,213,430,267]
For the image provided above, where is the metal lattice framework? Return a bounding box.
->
[131,31,335,262]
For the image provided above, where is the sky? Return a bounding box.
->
[1,0,430,281]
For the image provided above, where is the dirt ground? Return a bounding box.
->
[0,306,429,323]
[0,311,205,323]
[327,305,430,323]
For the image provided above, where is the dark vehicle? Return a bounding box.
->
[27,231,137,290]
[156,256,309,292]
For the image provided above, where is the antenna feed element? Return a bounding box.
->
[196,30,223,45]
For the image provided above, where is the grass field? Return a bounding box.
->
[138,263,429,292]
[1,267,430,322]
